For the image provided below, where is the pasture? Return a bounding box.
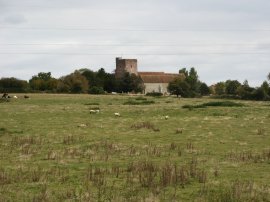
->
[0,94,269,201]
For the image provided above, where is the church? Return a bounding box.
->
[115,57,178,94]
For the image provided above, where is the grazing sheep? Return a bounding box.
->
[13,96,18,99]
[24,95,30,99]
[114,112,120,117]
[165,115,169,120]
[90,109,100,114]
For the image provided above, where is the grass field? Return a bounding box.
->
[0,94,269,201]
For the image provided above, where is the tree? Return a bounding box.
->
[118,73,144,93]
[174,67,200,97]
[103,73,117,93]
[261,81,269,92]
[236,80,254,100]
[251,87,269,101]
[186,67,199,93]
[179,68,188,77]
[29,72,58,91]
[57,71,89,93]
[199,82,210,96]
[225,80,241,95]
[214,82,226,95]
[81,68,117,93]
[168,75,190,97]
[89,86,105,94]
[0,77,28,93]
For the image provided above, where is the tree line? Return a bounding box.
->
[168,68,270,101]
[0,68,143,94]
[0,68,269,101]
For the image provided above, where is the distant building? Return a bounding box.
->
[115,57,178,94]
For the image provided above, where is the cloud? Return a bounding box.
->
[3,14,27,24]
[0,0,270,86]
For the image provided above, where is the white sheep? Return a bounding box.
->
[114,112,120,117]
[90,109,100,114]
[165,115,169,120]
[13,95,18,99]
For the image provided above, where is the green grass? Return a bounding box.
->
[0,94,269,201]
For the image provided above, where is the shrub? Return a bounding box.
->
[88,86,105,94]
[146,92,163,97]
[135,96,147,101]
[123,100,155,105]
[182,101,244,109]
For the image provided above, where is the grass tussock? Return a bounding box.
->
[0,127,8,135]
[135,96,147,101]
[182,101,245,109]
[131,122,160,132]
[123,99,155,105]
[200,181,270,202]
[84,102,100,105]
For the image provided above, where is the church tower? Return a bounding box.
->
[115,57,138,79]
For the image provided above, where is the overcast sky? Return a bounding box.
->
[0,0,270,86]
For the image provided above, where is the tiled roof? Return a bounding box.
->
[138,72,178,83]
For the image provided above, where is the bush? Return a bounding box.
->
[88,86,105,94]
[135,96,147,101]
[146,92,163,97]
[182,101,244,109]
[123,100,155,105]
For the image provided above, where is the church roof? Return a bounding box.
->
[138,72,178,83]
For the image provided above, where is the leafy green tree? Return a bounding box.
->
[225,80,241,95]
[236,80,254,99]
[214,82,226,95]
[81,68,117,93]
[199,82,210,96]
[0,77,28,93]
[29,72,58,91]
[118,73,144,93]
[103,73,117,93]
[168,75,190,97]
[81,69,97,87]
[57,71,88,93]
[186,67,200,93]
[179,68,188,77]
[171,67,201,97]
[251,87,269,101]
[261,81,269,92]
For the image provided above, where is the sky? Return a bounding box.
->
[0,0,270,86]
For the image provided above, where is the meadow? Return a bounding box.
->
[0,94,269,201]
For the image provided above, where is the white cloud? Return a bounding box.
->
[0,0,270,86]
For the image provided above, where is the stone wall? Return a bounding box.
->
[143,83,169,94]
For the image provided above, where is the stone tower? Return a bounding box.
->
[115,57,138,79]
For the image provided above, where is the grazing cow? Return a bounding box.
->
[2,93,8,99]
